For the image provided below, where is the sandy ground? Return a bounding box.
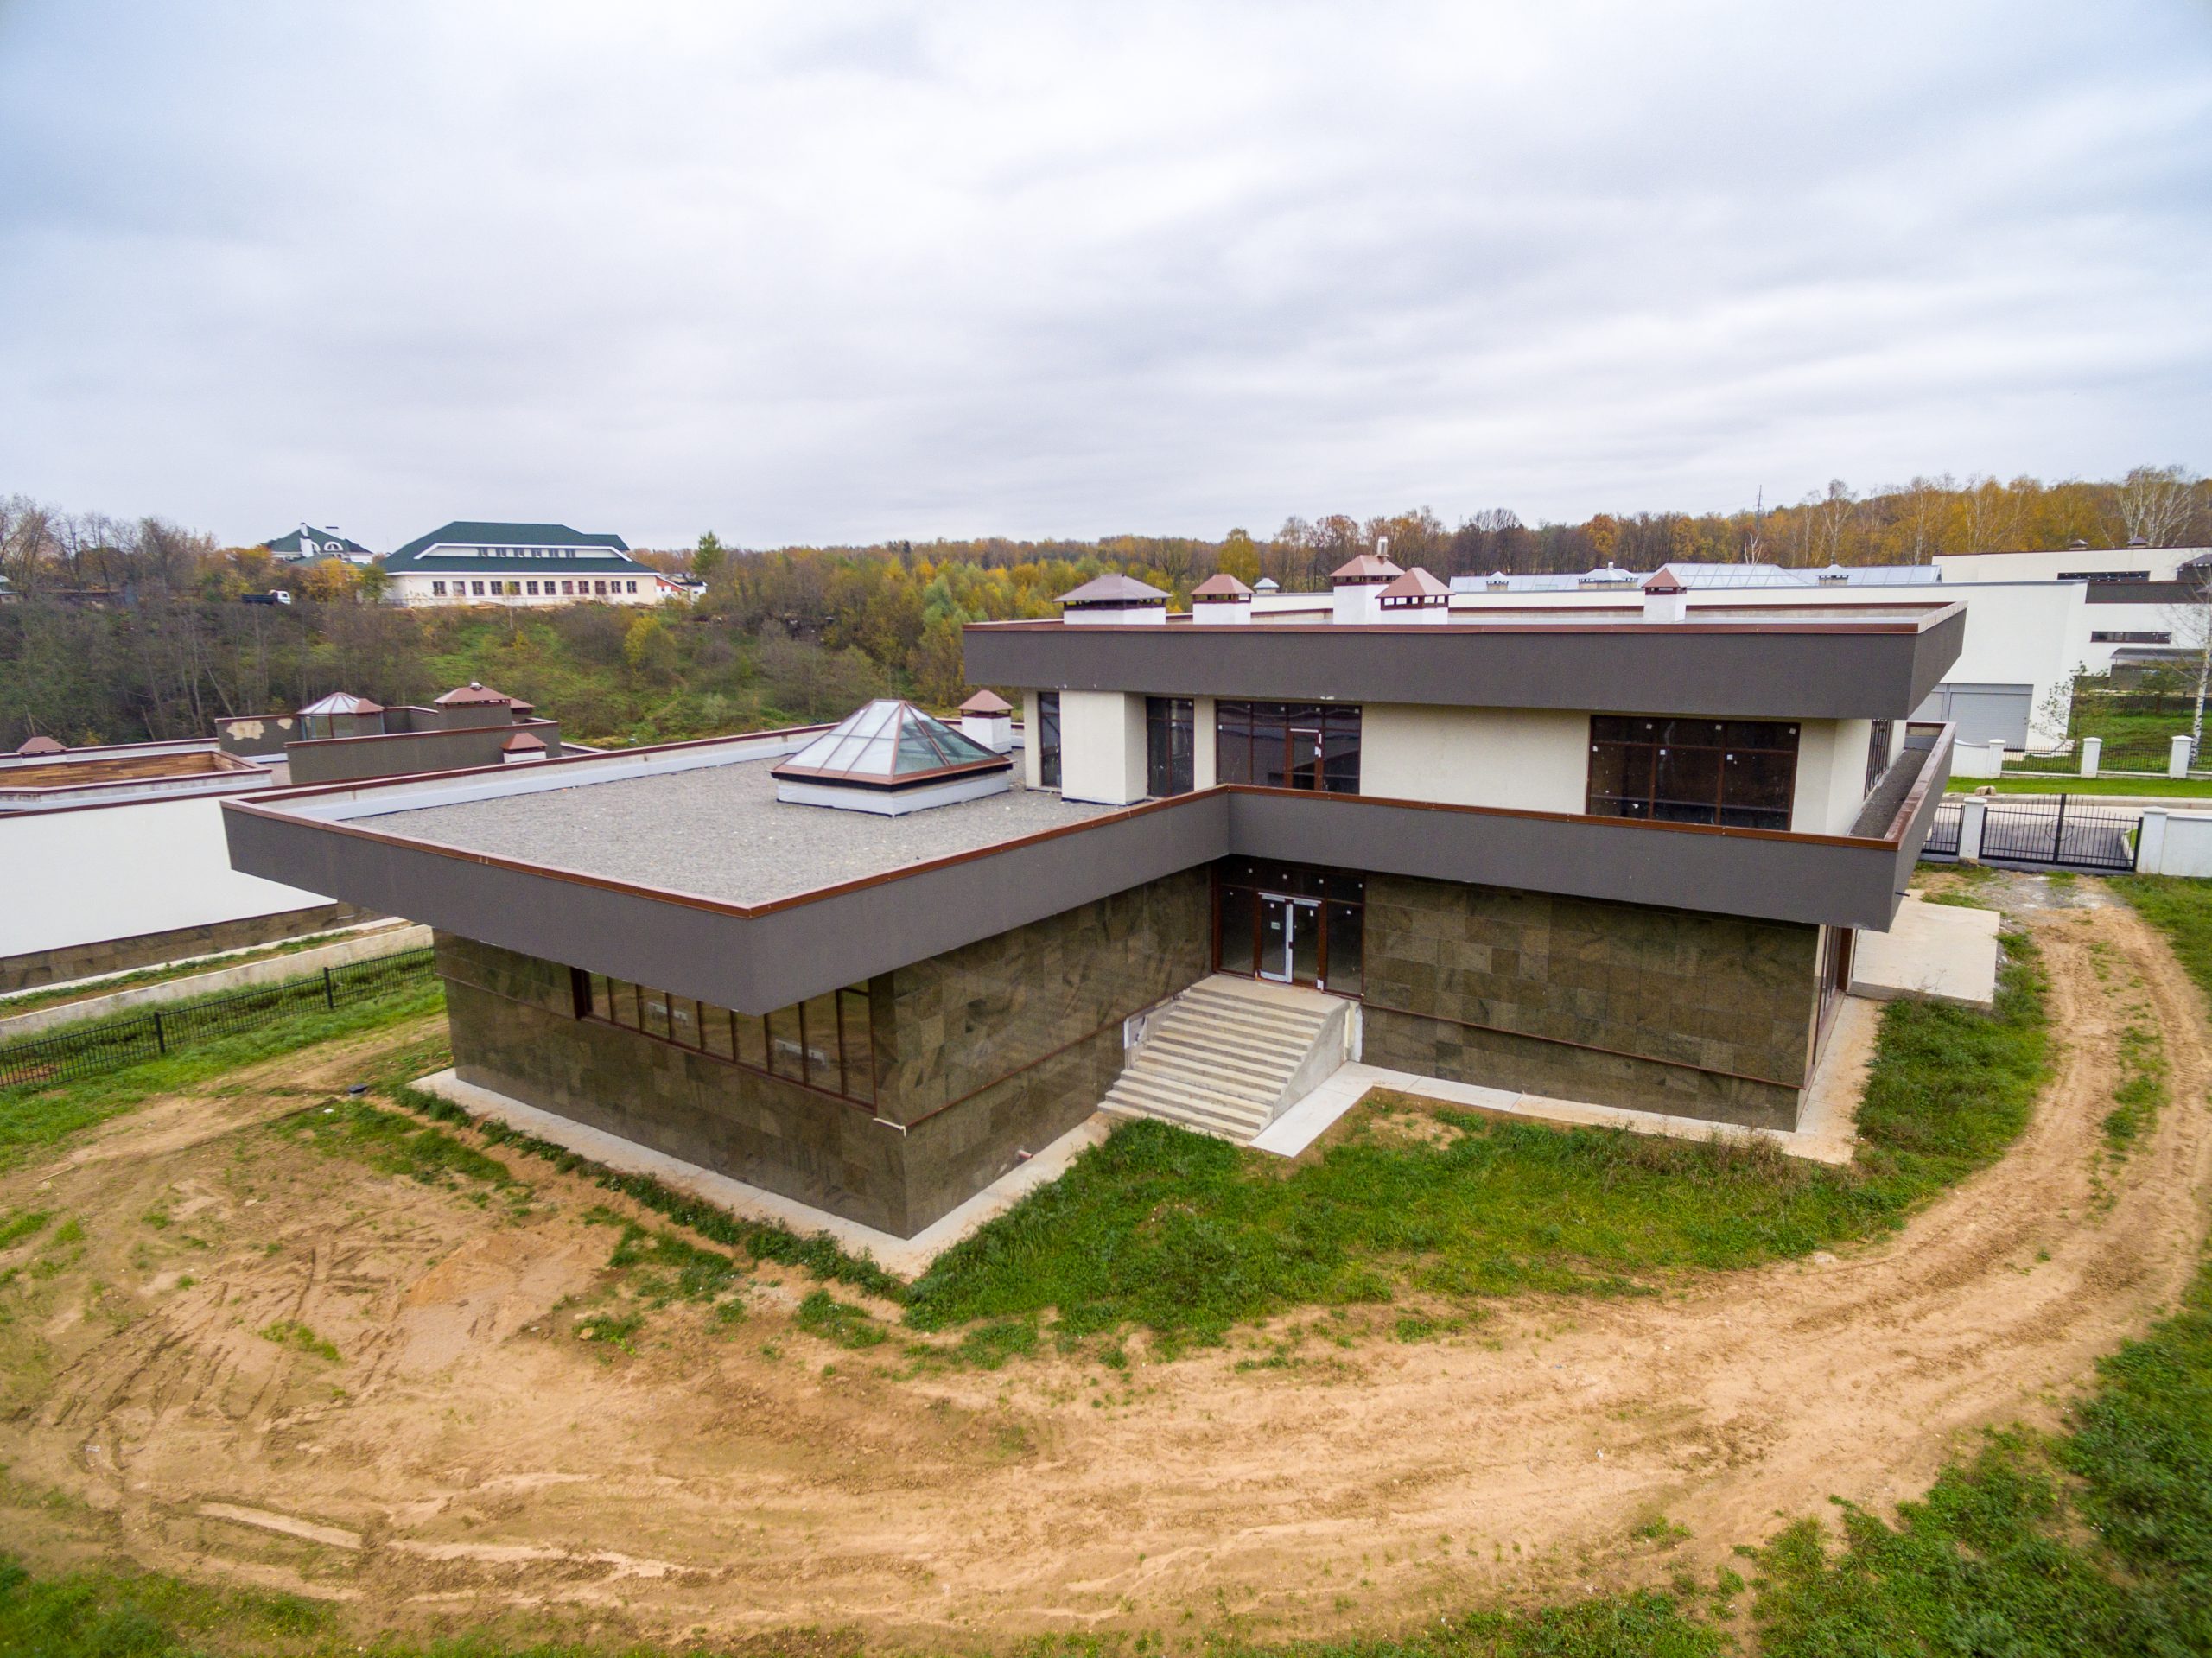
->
[2,880,2207,1648]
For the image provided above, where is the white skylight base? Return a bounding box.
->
[772,771,1013,816]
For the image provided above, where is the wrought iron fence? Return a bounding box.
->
[1978,796,2139,873]
[0,947,439,1092]
[1920,799,1963,858]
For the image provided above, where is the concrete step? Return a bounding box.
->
[1103,1078,1273,1136]
[1140,1031,1305,1087]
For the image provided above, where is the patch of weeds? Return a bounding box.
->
[710,1298,747,1331]
[1394,1312,1465,1343]
[138,1208,169,1230]
[0,1552,334,1656]
[574,1310,645,1350]
[794,1289,888,1350]
[950,1317,1038,1369]
[606,1222,743,1305]
[2102,1020,2168,1154]
[289,1100,514,1189]
[1629,1512,1692,1548]
[1922,890,1993,910]
[258,1320,340,1363]
[0,1210,49,1250]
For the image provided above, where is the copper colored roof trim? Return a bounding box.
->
[501,732,548,752]
[14,735,66,756]
[435,680,515,706]
[1376,567,1452,601]
[1329,552,1406,583]
[1643,565,1691,594]
[1058,573,1172,606]
[1192,573,1255,598]
[958,689,1014,714]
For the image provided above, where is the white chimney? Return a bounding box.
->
[1192,573,1254,625]
[1641,566,1689,623]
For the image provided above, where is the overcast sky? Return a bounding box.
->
[2,2,2208,550]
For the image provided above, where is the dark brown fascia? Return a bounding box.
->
[769,753,1014,787]
[221,727,1952,1018]
[962,604,1967,721]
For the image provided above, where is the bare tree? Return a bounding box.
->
[0,494,55,594]
[1959,474,2017,555]
[1900,473,1951,563]
[2120,464,2202,548]
[1812,479,1856,566]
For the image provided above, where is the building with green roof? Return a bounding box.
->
[382,519,681,608]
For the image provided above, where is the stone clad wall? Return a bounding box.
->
[1358,874,1819,1129]
[431,866,1211,1238]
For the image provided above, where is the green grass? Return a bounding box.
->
[257,1319,340,1363]
[906,938,2050,1350]
[1947,774,2212,797]
[0,981,444,1169]
[794,1287,889,1349]
[2113,874,2212,995]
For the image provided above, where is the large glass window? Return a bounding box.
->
[1211,860,1364,994]
[1146,696,1195,797]
[1214,702,1361,793]
[1586,715,1798,831]
[1037,692,1062,789]
[578,971,875,1104]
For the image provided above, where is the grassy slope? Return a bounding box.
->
[0,982,444,1168]
[1750,874,2212,1655]
[1948,774,2212,797]
[905,937,2050,1350]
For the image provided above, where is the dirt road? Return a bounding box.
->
[2,891,2206,1648]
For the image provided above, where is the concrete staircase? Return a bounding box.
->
[1103,976,1350,1143]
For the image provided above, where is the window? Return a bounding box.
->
[1865,719,1893,793]
[594,580,607,595]
[562,580,574,594]
[1037,691,1062,788]
[2092,630,2172,644]
[430,581,446,596]
[470,581,486,596]
[1146,697,1194,797]
[1586,715,1798,830]
[525,581,539,595]
[1212,859,1365,995]
[1214,702,1361,793]
[577,971,874,1104]
[626,581,637,593]
[2063,570,2149,583]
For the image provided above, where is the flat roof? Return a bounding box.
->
[356,752,1112,908]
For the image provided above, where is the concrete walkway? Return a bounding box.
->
[1251,994,1876,1166]
[1850,895,1999,1010]
[412,1068,1111,1279]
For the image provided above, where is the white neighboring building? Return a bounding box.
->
[1934,542,2211,676]
[381,519,667,607]
[261,524,378,565]
[1446,562,2094,752]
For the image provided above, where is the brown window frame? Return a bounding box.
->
[570,968,876,1105]
[1586,714,1798,831]
[1213,702,1361,794]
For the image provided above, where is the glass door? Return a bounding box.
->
[1258,895,1320,984]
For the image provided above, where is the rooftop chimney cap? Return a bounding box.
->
[957,689,1014,715]
[1329,551,1405,585]
[500,731,547,753]
[1642,565,1691,594]
[2126,536,2150,549]
[296,690,385,717]
[435,680,515,706]
[1057,573,1171,607]
[1254,575,1281,592]
[1376,566,1452,603]
[2069,538,2090,549]
[15,735,66,756]
[1192,572,1254,600]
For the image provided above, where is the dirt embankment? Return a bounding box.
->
[1,895,2206,1648]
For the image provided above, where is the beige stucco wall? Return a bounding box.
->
[1058,690,1147,805]
[1020,690,1045,789]
[1358,705,1592,813]
[1193,696,1217,789]
[1789,719,1876,835]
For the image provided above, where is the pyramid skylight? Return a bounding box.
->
[771,699,1012,814]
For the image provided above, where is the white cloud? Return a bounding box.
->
[1,0,2208,549]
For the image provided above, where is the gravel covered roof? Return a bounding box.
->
[366,755,1116,908]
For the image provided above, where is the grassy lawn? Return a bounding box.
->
[0,981,445,1169]
[0,930,379,1018]
[904,937,2050,1351]
[1948,774,2212,797]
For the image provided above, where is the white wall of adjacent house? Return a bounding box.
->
[0,797,334,962]
[1357,705,1592,813]
[389,571,663,607]
[1933,548,2204,584]
[1020,691,1044,788]
[1058,690,1148,804]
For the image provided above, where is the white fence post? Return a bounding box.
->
[1986,738,2007,775]
[2082,736,2102,778]
[2170,735,2195,779]
[1959,797,1987,862]
[2138,810,2169,875]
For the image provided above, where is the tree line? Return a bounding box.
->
[3,467,2203,746]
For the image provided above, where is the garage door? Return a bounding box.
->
[1911,682,2031,750]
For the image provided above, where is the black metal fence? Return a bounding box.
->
[1921,799,1963,857]
[0,947,439,1092]
[1921,796,2139,873]
[2009,737,2185,776]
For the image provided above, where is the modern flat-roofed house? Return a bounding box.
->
[381,520,660,607]
[213,683,566,784]
[223,562,1961,1239]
